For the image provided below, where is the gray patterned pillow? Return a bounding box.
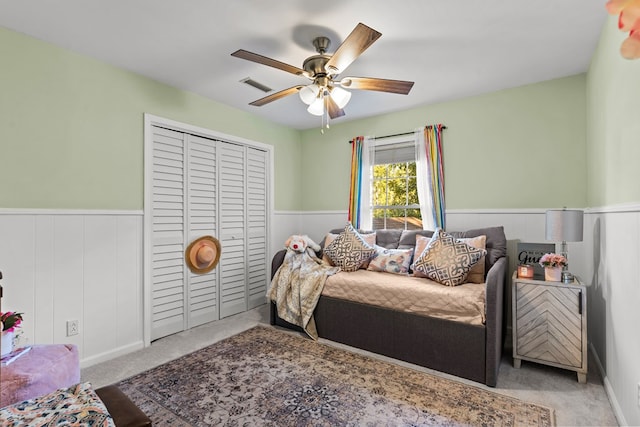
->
[324,224,376,272]
[413,228,486,286]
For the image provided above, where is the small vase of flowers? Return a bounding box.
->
[1,311,23,357]
[539,253,567,282]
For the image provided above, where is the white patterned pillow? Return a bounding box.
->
[413,229,486,286]
[324,224,376,272]
[367,247,413,275]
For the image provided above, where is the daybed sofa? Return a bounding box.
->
[270,226,508,387]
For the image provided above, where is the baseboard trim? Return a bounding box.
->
[589,342,626,426]
[80,341,145,369]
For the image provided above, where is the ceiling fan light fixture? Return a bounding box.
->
[307,97,325,116]
[330,86,351,109]
[299,84,320,105]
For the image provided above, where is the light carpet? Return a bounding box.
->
[116,326,555,426]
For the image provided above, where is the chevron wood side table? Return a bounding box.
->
[512,272,588,383]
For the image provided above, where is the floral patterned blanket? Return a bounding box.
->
[268,249,339,339]
[0,382,114,426]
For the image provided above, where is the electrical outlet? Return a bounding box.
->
[66,320,79,337]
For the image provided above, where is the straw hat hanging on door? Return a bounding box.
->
[185,236,221,274]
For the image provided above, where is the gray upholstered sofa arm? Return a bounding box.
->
[484,256,507,386]
[271,249,286,280]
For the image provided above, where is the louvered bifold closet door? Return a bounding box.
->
[151,127,187,340]
[219,143,247,318]
[247,147,268,309]
[186,135,218,328]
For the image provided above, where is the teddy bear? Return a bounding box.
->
[284,234,321,261]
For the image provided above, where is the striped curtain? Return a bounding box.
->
[348,136,364,228]
[424,124,446,229]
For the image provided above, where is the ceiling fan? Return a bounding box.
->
[231,23,414,119]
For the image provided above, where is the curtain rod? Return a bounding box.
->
[347,125,447,144]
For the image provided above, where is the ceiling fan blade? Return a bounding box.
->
[249,85,303,106]
[326,96,346,119]
[340,77,414,95]
[325,23,382,75]
[231,49,306,76]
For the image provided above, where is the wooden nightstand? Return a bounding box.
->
[512,272,588,383]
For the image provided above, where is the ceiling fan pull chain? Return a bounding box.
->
[320,98,325,134]
[325,96,331,130]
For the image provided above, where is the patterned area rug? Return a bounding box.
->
[116,326,555,426]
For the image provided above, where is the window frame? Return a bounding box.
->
[368,135,422,231]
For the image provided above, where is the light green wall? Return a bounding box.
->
[0,25,591,213]
[587,17,640,207]
[0,27,302,210]
[301,75,587,211]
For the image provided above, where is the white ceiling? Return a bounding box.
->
[0,0,607,130]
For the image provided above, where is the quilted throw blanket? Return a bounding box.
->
[0,382,114,426]
[268,249,339,339]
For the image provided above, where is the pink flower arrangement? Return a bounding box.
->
[606,0,640,59]
[0,312,23,333]
[539,253,567,268]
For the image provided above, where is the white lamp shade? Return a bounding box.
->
[299,84,319,105]
[545,209,584,242]
[330,86,351,109]
[307,97,325,116]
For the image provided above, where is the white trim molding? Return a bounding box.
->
[585,202,640,214]
[0,209,143,216]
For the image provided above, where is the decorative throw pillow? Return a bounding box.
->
[412,235,431,278]
[413,234,487,283]
[367,247,413,275]
[321,233,339,265]
[323,224,376,272]
[322,231,376,268]
[457,235,487,284]
[413,229,486,286]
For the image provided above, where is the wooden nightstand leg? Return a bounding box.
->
[513,358,521,369]
[577,372,587,383]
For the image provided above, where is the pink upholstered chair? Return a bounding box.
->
[0,344,80,408]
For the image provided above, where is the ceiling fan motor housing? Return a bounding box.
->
[303,55,331,78]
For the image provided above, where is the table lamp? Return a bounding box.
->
[545,208,584,272]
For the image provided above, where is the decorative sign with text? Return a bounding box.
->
[517,243,556,280]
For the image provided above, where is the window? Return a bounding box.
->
[369,137,423,230]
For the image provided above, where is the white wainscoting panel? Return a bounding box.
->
[3,206,636,424]
[300,211,350,245]
[0,210,143,368]
[583,205,640,426]
[271,211,304,257]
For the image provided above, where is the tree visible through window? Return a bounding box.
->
[372,161,422,230]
